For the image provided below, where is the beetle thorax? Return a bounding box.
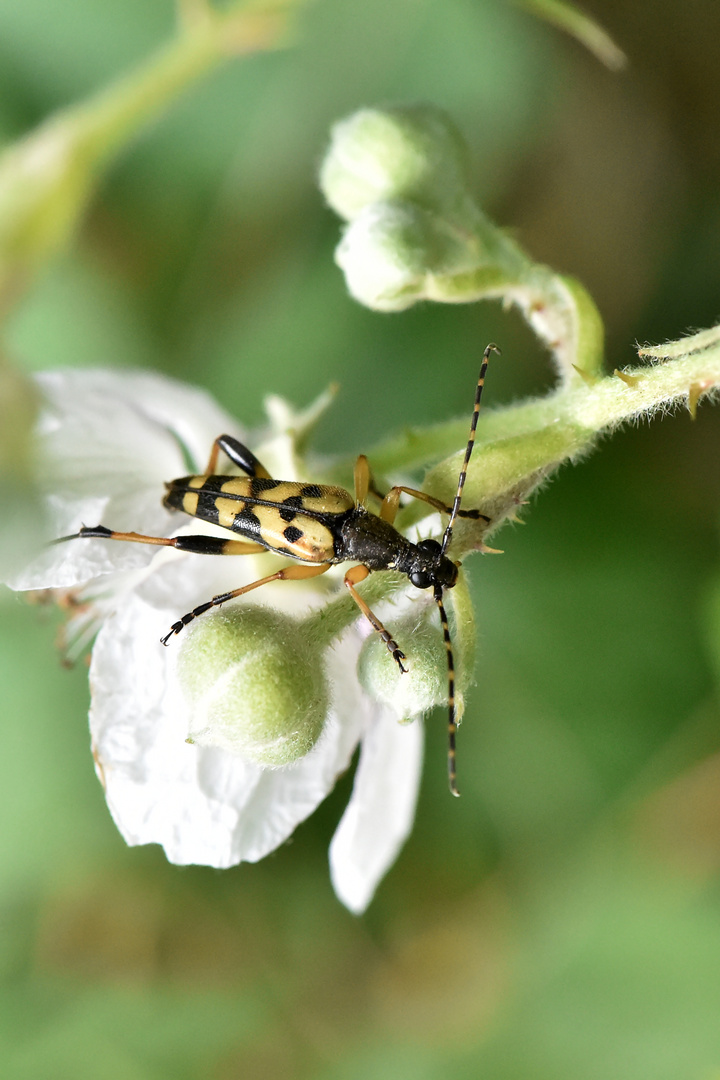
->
[338,508,457,590]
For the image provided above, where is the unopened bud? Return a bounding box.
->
[358,606,452,722]
[178,606,329,767]
[320,105,473,222]
[334,200,449,311]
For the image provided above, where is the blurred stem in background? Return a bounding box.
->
[0,0,302,573]
[0,0,301,310]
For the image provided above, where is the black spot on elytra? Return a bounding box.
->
[280,495,304,522]
[300,484,323,499]
[251,477,281,495]
[196,490,220,525]
[283,525,303,544]
[200,475,226,494]
[230,508,262,538]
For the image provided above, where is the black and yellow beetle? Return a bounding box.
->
[56,345,499,794]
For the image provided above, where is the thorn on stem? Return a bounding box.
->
[572,364,600,387]
[687,380,712,419]
[614,368,641,388]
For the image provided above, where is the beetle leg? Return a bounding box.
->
[353,454,371,507]
[161,561,332,644]
[343,564,407,673]
[203,434,272,479]
[353,456,389,507]
[355,458,488,524]
[53,525,266,557]
[173,537,267,556]
[379,485,490,525]
[378,487,402,524]
[53,525,177,548]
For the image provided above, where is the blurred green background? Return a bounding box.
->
[2,1,720,1077]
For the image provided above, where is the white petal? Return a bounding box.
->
[7,368,244,591]
[89,556,372,868]
[329,708,424,914]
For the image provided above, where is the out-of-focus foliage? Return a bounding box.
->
[1,1,720,1077]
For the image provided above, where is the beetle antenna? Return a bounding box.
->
[434,586,461,796]
[440,343,500,556]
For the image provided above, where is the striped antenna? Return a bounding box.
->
[435,585,461,796]
[438,343,499,795]
[440,343,500,556]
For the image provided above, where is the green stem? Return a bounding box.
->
[427,214,605,382]
[0,0,300,306]
[365,343,720,479]
[68,0,295,165]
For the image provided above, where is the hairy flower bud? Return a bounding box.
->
[178,606,330,767]
[333,200,448,311]
[320,104,473,222]
[358,606,454,722]
[321,105,485,311]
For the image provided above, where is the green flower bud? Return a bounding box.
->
[177,606,329,768]
[358,605,460,722]
[320,105,473,222]
[335,199,477,312]
[334,200,439,311]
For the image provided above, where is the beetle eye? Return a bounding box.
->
[410,569,433,589]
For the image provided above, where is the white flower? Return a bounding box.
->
[4,367,423,914]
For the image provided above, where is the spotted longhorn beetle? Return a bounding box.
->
[56,344,499,794]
